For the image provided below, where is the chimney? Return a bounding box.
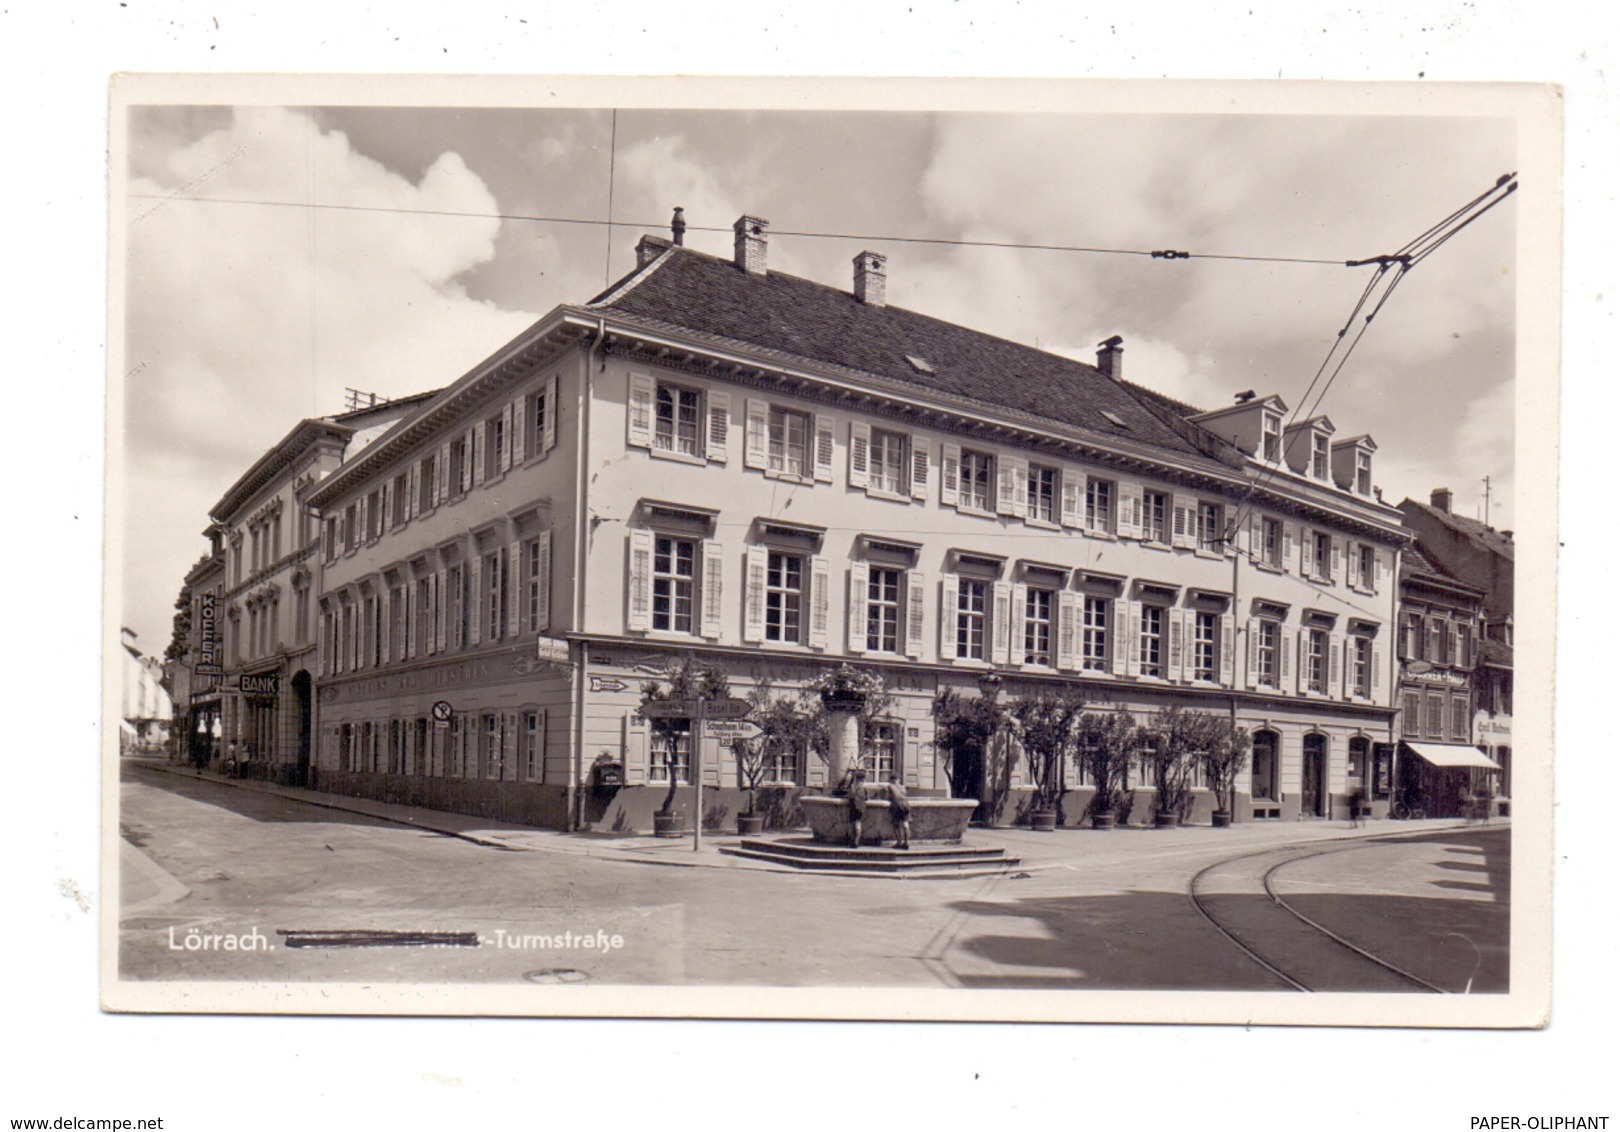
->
[634,237,665,269]
[733,215,769,275]
[671,206,686,247]
[853,251,887,307]
[1096,335,1124,380]
[1431,487,1453,513]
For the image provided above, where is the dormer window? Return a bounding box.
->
[1311,432,1330,480]
[1262,413,1282,462]
[1355,450,1372,495]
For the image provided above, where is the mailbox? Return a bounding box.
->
[593,761,624,790]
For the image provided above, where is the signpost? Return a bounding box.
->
[638,698,753,851]
[704,720,762,742]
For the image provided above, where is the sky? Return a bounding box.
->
[119,101,1518,654]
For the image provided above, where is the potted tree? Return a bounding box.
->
[1141,705,1201,828]
[733,683,813,836]
[639,654,732,839]
[1199,717,1250,828]
[1075,706,1137,830]
[1006,686,1087,831]
[930,682,1007,821]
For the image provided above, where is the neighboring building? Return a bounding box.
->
[170,543,226,766]
[206,397,431,782]
[120,628,173,753]
[302,214,1408,832]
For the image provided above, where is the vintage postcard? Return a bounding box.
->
[104,74,1558,1025]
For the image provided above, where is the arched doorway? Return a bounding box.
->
[292,670,313,787]
[1302,732,1328,817]
[1251,729,1279,810]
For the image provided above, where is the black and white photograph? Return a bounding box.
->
[103,78,1556,1026]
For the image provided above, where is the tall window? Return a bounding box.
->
[415,576,433,653]
[1026,465,1056,523]
[390,583,407,662]
[1081,597,1109,672]
[1262,413,1282,461]
[956,578,987,660]
[1402,691,1421,737]
[1198,502,1223,549]
[524,536,546,633]
[1352,636,1372,697]
[391,473,409,526]
[484,413,506,480]
[366,490,382,540]
[449,437,468,496]
[448,564,468,649]
[655,384,702,456]
[1256,620,1279,688]
[527,386,550,456]
[1356,543,1376,590]
[650,721,691,784]
[1311,433,1330,479]
[765,552,804,643]
[768,408,810,478]
[863,722,899,781]
[1085,479,1114,534]
[866,567,902,653]
[1192,611,1217,682]
[1312,531,1333,581]
[652,536,697,633]
[959,449,994,511]
[1305,628,1328,693]
[418,454,436,512]
[523,710,543,781]
[1142,491,1168,544]
[484,551,506,642]
[344,504,358,552]
[1138,605,1165,677]
[870,430,908,494]
[1355,451,1372,494]
[1451,695,1470,741]
[1426,693,1446,739]
[1023,587,1054,666]
[1261,517,1282,568]
[483,713,502,780]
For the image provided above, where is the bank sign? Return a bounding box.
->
[197,593,222,675]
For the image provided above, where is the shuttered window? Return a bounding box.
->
[1082,597,1109,672]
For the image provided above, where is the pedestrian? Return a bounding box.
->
[836,767,867,848]
[886,774,912,850]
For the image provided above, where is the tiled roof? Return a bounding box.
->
[1402,500,1516,562]
[593,243,1228,468]
[1477,637,1513,668]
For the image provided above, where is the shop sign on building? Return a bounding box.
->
[197,593,221,675]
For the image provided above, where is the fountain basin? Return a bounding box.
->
[799,795,977,845]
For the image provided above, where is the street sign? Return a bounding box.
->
[590,676,629,693]
[431,700,454,723]
[705,698,753,720]
[639,700,693,720]
[639,697,752,721]
[536,636,570,664]
[705,720,762,741]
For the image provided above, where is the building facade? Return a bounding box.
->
[300,215,1408,832]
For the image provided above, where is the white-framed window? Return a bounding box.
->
[655,383,703,456]
[649,720,691,784]
[762,737,800,784]
[1261,517,1282,568]
[863,721,899,781]
[522,710,544,782]
[483,713,503,780]
[417,454,437,513]
[867,567,903,653]
[1311,432,1330,479]
[388,719,405,774]
[527,385,551,458]
[1355,450,1372,495]
[1256,620,1280,688]
[1355,542,1376,591]
[956,578,988,660]
[391,473,409,527]
[764,551,805,643]
[1026,464,1057,523]
[1305,628,1329,693]
[959,449,994,511]
[1138,605,1165,677]
[1081,596,1109,673]
[1023,587,1054,666]
[390,583,407,662]
[448,563,468,650]
[344,503,358,552]
[767,407,811,478]
[523,534,550,634]
[1311,531,1333,582]
[1352,636,1372,698]
[1198,502,1224,550]
[870,429,909,495]
[484,413,507,480]
[1192,611,1218,682]
[652,536,698,634]
[1142,491,1168,544]
[1262,412,1282,462]
[484,550,506,643]
[1085,479,1114,534]
[448,437,469,497]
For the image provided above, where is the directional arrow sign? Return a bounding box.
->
[704,698,753,720]
[705,720,762,741]
[638,697,753,721]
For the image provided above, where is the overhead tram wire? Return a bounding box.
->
[1223,172,1518,536]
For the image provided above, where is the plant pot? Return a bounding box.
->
[1211,810,1233,828]
[1090,812,1116,831]
[1154,811,1181,829]
[1028,808,1058,832]
[653,812,686,839]
[736,813,765,837]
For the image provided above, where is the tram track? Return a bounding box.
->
[1188,837,1449,993]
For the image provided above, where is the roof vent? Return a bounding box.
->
[1101,410,1128,429]
[671,206,687,246]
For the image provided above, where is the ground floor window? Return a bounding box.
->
[862,721,899,780]
[650,720,691,784]
[1251,730,1279,802]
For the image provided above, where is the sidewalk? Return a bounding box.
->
[129,759,1495,875]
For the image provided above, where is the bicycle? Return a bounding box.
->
[1389,793,1427,821]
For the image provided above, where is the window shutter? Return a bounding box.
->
[1219,614,1236,687]
[1370,642,1383,704]
[1010,582,1028,666]
[380,588,391,662]
[1061,469,1084,528]
[1329,632,1344,698]
[437,442,450,504]
[1126,602,1143,677]
[1330,539,1342,584]
[996,455,1020,515]
[533,530,552,633]
[1249,513,1262,559]
[938,574,958,661]
[627,373,655,449]
[1373,549,1386,593]
[813,415,835,482]
[1167,607,1185,682]
[472,426,486,488]
[1245,619,1260,689]
[698,389,729,464]
[910,438,930,500]
[1057,591,1079,671]
[623,712,649,786]
[809,557,830,649]
[847,563,869,654]
[434,570,447,653]
[990,581,1013,666]
[500,402,515,473]
[1117,481,1143,539]
[507,541,522,638]
[627,530,653,633]
[1281,523,1295,574]
[468,557,483,646]
[940,442,961,506]
[1111,598,1131,676]
[1172,495,1196,549]
[404,465,417,521]
[806,741,828,787]
[848,422,870,488]
[1301,530,1315,577]
[906,570,927,659]
[1283,629,1299,694]
[741,544,765,643]
[511,394,527,465]
[1006,456,1029,517]
[1348,542,1363,588]
[696,540,722,641]
[404,584,417,659]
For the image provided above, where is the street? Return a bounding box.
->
[118,761,1509,992]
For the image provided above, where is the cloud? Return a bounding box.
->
[121,107,537,648]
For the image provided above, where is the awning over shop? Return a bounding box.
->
[1402,742,1500,770]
